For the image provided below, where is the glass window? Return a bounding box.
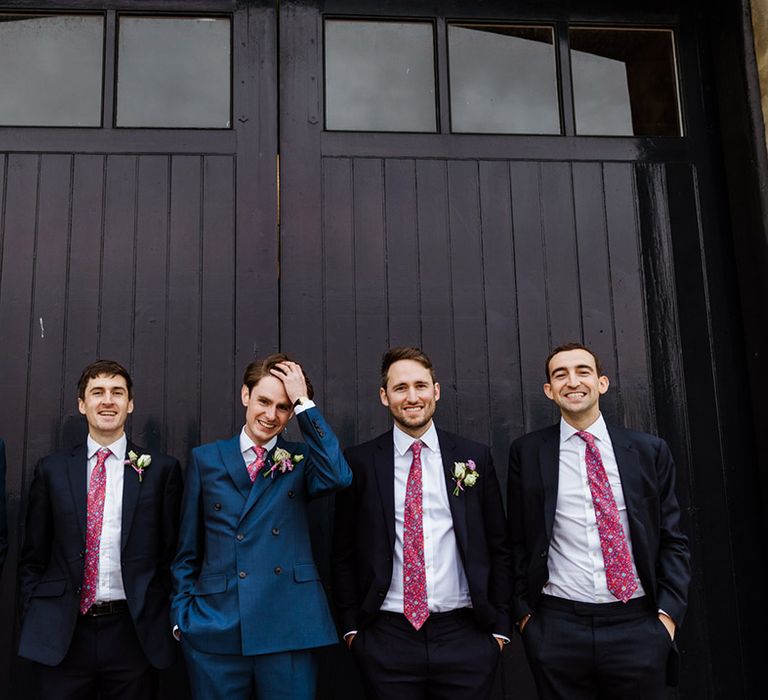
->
[570,28,681,136]
[448,24,560,134]
[116,16,231,128]
[0,14,103,127]
[324,19,436,132]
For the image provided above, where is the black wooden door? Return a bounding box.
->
[279,1,759,698]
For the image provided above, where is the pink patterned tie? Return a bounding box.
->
[403,440,429,630]
[576,431,638,603]
[247,445,267,482]
[80,447,110,614]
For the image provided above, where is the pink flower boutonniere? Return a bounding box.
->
[125,450,151,482]
[452,459,479,496]
[263,447,304,480]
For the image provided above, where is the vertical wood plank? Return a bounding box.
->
[200,155,236,444]
[447,160,489,442]
[166,155,203,461]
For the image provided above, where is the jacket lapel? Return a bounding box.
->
[437,430,468,554]
[373,432,396,554]
[221,435,252,501]
[121,441,141,550]
[238,437,287,525]
[67,444,89,541]
[607,424,646,538]
[539,425,561,541]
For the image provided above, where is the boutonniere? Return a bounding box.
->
[125,450,151,482]
[263,447,304,479]
[452,459,479,496]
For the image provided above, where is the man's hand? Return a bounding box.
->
[494,636,505,651]
[271,361,308,405]
[345,632,356,649]
[518,613,532,633]
[658,612,676,640]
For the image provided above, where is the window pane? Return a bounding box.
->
[325,19,436,132]
[449,24,560,134]
[570,28,681,136]
[0,14,103,127]
[117,17,231,128]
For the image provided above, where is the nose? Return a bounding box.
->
[406,386,419,403]
[566,370,580,387]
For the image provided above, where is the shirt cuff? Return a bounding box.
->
[172,624,181,641]
[343,630,358,639]
[293,400,316,415]
[492,634,510,644]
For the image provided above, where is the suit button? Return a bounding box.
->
[274,566,282,575]
[79,551,84,558]
[272,528,280,536]
[76,587,82,594]
[239,571,247,579]
[540,550,548,558]
[377,590,386,598]
[287,490,295,498]
[236,533,244,541]
[214,503,222,511]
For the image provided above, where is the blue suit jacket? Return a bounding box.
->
[171,406,352,656]
[0,438,7,575]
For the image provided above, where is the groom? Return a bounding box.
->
[171,353,352,700]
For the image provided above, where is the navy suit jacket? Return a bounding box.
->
[0,438,7,575]
[507,422,690,625]
[171,407,352,656]
[332,428,512,638]
[18,441,183,667]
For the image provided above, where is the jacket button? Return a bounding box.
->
[76,587,82,594]
[239,571,247,579]
[274,566,282,575]
[79,551,84,558]
[377,590,386,598]
[214,503,222,511]
[236,533,244,541]
[540,550,548,558]
[287,490,295,498]
[272,528,280,536]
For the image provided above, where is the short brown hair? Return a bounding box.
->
[545,343,604,381]
[242,353,314,399]
[77,360,133,400]
[381,346,436,389]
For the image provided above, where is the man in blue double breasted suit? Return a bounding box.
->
[171,353,352,700]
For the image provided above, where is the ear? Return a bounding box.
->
[598,375,610,395]
[127,399,134,415]
[434,382,440,402]
[379,387,389,407]
[78,398,86,416]
[543,383,554,400]
[241,384,251,407]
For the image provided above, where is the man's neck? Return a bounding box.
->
[89,430,125,448]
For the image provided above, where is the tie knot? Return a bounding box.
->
[96,447,111,462]
[253,445,266,459]
[411,440,423,457]
[576,431,595,447]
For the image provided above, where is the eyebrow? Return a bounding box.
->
[551,364,595,374]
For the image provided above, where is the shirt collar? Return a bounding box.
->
[393,422,440,457]
[239,427,278,455]
[559,413,609,444]
[87,433,127,460]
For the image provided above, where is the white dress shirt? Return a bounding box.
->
[87,434,128,603]
[543,414,646,603]
[381,423,472,613]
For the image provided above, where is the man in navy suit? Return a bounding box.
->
[171,354,352,700]
[0,437,7,575]
[18,360,183,699]
[332,346,511,700]
[508,343,690,699]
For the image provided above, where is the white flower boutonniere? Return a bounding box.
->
[452,459,479,496]
[263,447,304,480]
[125,450,151,482]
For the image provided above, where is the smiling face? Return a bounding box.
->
[380,359,440,438]
[78,373,134,445]
[241,375,293,445]
[544,348,609,429]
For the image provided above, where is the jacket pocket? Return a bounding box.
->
[191,574,227,595]
[294,563,320,582]
[31,579,66,597]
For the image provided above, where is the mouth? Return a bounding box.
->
[257,419,276,431]
[403,405,424,413]
[564,391,586,400]
[98,410,118,417]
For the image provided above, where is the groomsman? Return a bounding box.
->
[18,360,183,699]
[171,354,352,700]
[508,343,690,699]
[333,346,511,699]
